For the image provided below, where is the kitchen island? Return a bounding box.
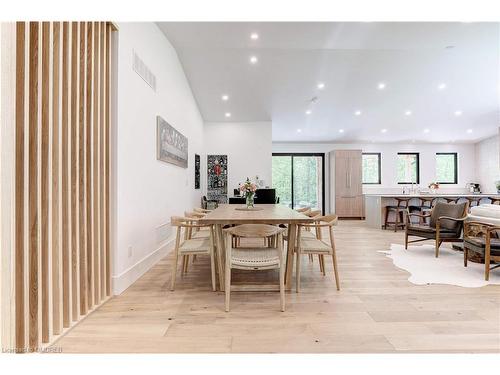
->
[364,193,499,229]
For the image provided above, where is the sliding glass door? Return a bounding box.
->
[272,153,325,213]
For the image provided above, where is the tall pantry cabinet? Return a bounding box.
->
[330,150,364,218]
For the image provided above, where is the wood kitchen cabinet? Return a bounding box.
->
[331,150,364,218]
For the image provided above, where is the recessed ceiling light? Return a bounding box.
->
[354,110,362,116]
[225,112,231,118]
[317,82,325,90]
[423,128,430,133]
[405,110,412,116]
[249,56,258,64]
[466,128,473,134]
[296,128,302,133]
[381,128,388,133]
[221,94,229,101]
[454,110,463,116]
[250,33,259,40]
[339,129,344,133]
[377,82,386,90]
[305,110,312,115]
[437,83,447,90]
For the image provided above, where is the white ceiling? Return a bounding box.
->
[157,22,499,143]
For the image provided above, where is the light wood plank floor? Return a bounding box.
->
[53,221,500,353]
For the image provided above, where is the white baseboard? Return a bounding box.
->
[112,238,174,295]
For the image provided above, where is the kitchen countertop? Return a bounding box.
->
[365,193,498,198]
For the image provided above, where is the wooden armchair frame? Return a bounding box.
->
[296,214,340,291]
[464,222,500,280]
[405,202,469,257]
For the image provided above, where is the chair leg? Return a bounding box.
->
[225,262,231,312]
[183,255,189,273]
[309,254,314,262]
[318,254,324,274]
[320,255,326,276]
[383,207,389,230]
[405,232,409,250]
[296,251,301,293]
[485,248,491,281]
[210,251,216,292]
[192,255,197,263]
[170,251,179,291]
[279,258,285,312]
[394,209,399,232]
[331,251,340,291]
[463,247,468,267]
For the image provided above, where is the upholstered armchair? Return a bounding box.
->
[464,222,500,280]
[405,201,469,257]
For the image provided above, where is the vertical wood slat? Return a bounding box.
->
[79,21,88,315]
[40,22,50,344]
[14,21,113,350]
[105,23,111,297]
[51,22,62,336]
[15,21,26,351]
[70,21,79,321]
[28,21,39,350]
[99,22,106,297]
[93,22,100,305]
[61,21,70,328]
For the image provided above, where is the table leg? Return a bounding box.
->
[285,223,297,291]
[215,224,225,291]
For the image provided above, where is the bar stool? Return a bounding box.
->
[489,197,500,205]
[443,197,460,204]
[417,197,435,224]
[384,198,410,232]
[466,197,483,212]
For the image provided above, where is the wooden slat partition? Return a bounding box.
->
[13,21,114,351]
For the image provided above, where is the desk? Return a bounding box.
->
[198,204,313,291]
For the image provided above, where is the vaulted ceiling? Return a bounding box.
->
[158,22,499,143]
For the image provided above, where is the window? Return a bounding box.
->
[397,153,420,184]
[436,153,458,184]
[362,153,381,184]
[272,153,325,213]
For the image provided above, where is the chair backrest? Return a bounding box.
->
[429,202,468,232]
[223,224,285,238]
[307,209,322,218]
[395,198,410,208]
[419,197,435,208]
[171,216,190,226]
[295,206,311,213]
[316,214,338,226]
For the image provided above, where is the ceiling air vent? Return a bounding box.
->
[132,49,157,92]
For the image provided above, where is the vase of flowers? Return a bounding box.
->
[428,182,440,193]
[240,177,258,208]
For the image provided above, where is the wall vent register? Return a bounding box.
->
[132,49,157,91]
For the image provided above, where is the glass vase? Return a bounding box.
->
[246,192,255,208]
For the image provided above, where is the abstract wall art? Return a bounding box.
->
[194,154,200,189]
[207,155,228,203]
[156,115,188,168]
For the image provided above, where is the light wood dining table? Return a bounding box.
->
[198,204,313,291]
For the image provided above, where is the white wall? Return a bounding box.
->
[204,122,272,195]
[113,23,204,294]
[474,132,500,193]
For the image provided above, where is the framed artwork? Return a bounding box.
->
[207,155,228,203]
[194,154,200,189]
[156,115,188,168]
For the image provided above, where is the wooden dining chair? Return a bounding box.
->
[170,216,216,292]
[295,214,340,292]
[194,207,212,214]
[224,224,286,312]
[464,221,500,280]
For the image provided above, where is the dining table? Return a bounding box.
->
[198,204,314,291]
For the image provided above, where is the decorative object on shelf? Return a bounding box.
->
[255,175,265,188]
[240,177,258,208]
[156,115,188,168]
[194,154,200,189]
[496,180,500,193]
[207,155,228,203]
[428,182,440,193]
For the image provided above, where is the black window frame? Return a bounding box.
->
[362,153,382,185]
[272,153,325,215]
[435,152,458,184]
[397,152,420,184]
